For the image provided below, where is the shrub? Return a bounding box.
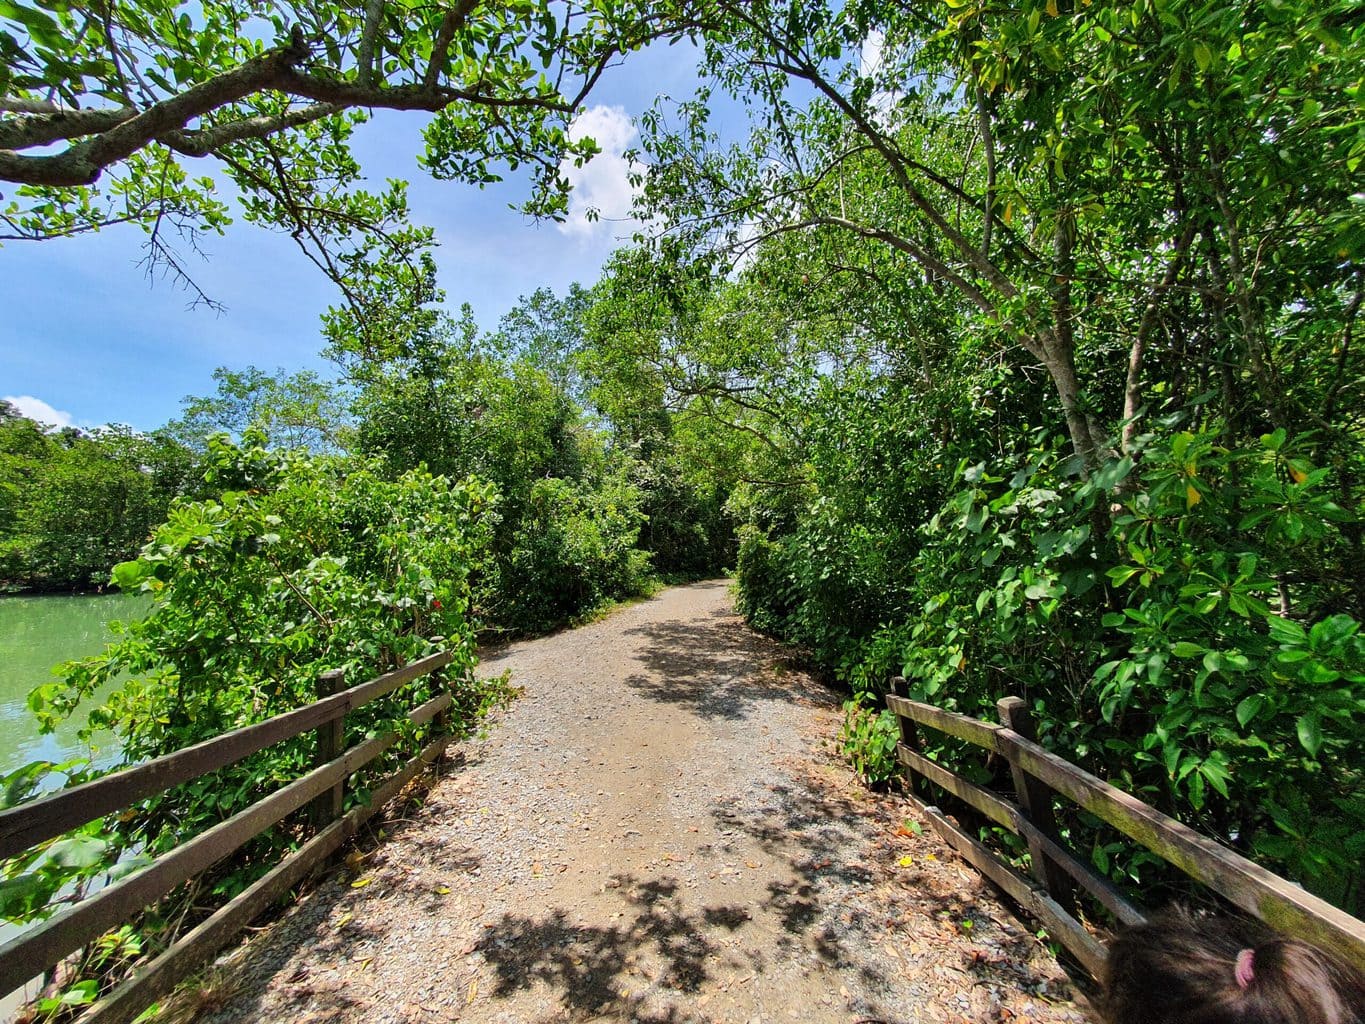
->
[12,434,499,927]
[491,473,652,633]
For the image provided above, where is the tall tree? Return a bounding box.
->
[635,0,1364,471]
[164,365,351,452]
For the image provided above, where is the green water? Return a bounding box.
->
[0,594,145,778]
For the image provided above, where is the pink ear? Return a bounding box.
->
[1235,948,1256,989]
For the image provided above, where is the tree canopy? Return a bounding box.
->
[1,0,696,308]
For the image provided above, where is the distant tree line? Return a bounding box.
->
[0,283,734,630]
[0,404,196,590]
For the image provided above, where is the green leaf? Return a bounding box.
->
[1267,616,1307,644]
[111,560,148,590]
[47,834,111,870]
[1091,456,1133,491]
[1296,713,1323,757]
[1235,695,1263,728]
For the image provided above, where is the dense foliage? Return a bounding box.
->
[1,290,731,1015]
[612,0,1365,915]
[3,435,506,1013]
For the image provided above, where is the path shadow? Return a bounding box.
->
[710,783,884,986]
[620,614,839,722]
[475,873,752,1021]
[712,779,1080,1012]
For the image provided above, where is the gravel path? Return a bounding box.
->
[201,580,1091,1024]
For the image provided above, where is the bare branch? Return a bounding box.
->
[1323,270,1363,424]
[0,98,67,115]
[1121,221,1197,454]
[0,211,145,241]
[356,0,386,87]
[741,17,1022,301]
[976,87,996,258]
[741,214,1003,324]
[0,106,137,150]
[161,102,340,156]
[425,0,481,90]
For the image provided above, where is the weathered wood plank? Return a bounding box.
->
[0,690,452,995]
[914,798,1108,979]
[1022,823,1146,928]
[889,678,928,800]
[310,669,347,827]
[898,743,1144,927]
[78,730,454,1024]
[997,697,1074,910]
[885,694,1003,751]
[0,652,451,860]
[999,726,1365,970]
[898,744,1016,831]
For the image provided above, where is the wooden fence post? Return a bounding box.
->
[891,676,927,801]
[431,668,450,764]
[998,696,1074,909]
[311,669,347,828]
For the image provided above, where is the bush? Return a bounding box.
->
[839,697,900,787]
[870,430,1363,909]
[739,425,1364,911]
[490,473,652,633]
[12,434,499,927]
[734,524,795,634]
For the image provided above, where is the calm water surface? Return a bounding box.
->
[0,595,149,1013]
[0,593,146,777]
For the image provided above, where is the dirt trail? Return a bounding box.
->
[203,581,1088,1024]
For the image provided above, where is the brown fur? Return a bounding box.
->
[1102,909,1365,1024]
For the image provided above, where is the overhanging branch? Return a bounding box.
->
[0,19,583,189]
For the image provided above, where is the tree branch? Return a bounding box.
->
[0,30,311,186]
[976,87,996,259]
[0,98,67,114]
[0,17,587,189]
[745,214,1002,323]
[269,66,573,113]
[0,106,138,151]
[425,0,481,90]
[161,102,340,157]
[356,0,386,88]
[1121,220,1197,454]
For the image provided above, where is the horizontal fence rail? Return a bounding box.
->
[0,652,457,1024]
[885,678,1365,976]
[0,652,452,861]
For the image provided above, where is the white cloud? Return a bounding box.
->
[558,105,642,242]
[859,30,902,125]
[3,394,76,428]
[860,29,886,77]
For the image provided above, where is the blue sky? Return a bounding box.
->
[0,40,713,433]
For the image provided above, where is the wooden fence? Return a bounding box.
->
[885,677,1365,979]
[0,651,456,1024]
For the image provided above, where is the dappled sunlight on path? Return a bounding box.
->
[199,581,1087,1024]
